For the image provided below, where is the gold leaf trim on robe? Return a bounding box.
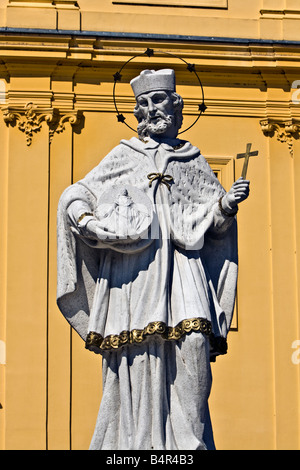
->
[85,317,213,352]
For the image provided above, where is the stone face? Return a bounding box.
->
[57,69,249,450]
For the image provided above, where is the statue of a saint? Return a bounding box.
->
[57,69,249,450]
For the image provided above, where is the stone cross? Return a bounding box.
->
[236,143,258,179]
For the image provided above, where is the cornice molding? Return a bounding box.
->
[2,91,300,127]
[74,92,300,120]
[2,102,83,145]
[0,35,300,78]
[0,35,299,96]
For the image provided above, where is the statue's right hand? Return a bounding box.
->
[78,217,117,241]
[82,218,101,239]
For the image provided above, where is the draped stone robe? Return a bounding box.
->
[57,136,238,450]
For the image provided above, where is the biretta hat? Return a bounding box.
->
[130,69,176,98]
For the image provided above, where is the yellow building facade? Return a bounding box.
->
[0,0,300,450]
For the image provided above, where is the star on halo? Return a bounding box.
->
[117,114,126,123]
[145,48,154,57]
[113,72,122,82]
[198,102,207,113]
[187,63,196,73]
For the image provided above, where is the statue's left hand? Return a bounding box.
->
[222,177,250,212]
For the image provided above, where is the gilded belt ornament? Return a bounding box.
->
[85,317,213,352]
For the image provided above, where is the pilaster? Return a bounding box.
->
[259,104,300,449]
[4,105,50,449]
[0,95,83,448]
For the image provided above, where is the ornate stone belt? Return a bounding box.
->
[85,317,214,352]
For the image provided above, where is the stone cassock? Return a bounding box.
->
[57,69,249,450]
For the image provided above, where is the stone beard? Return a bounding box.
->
[57,69,247,450]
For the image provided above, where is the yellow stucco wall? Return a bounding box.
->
[0,0,300,450]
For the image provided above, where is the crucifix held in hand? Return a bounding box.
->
[236,143,258,179]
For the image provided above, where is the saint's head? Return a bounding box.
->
[130,69,184,140]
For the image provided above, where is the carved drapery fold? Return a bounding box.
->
[2,102,83,145]
[260,118,300,157]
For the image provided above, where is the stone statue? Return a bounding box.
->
[57,69,249,450]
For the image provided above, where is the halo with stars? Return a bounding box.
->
[113,48,207,135]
